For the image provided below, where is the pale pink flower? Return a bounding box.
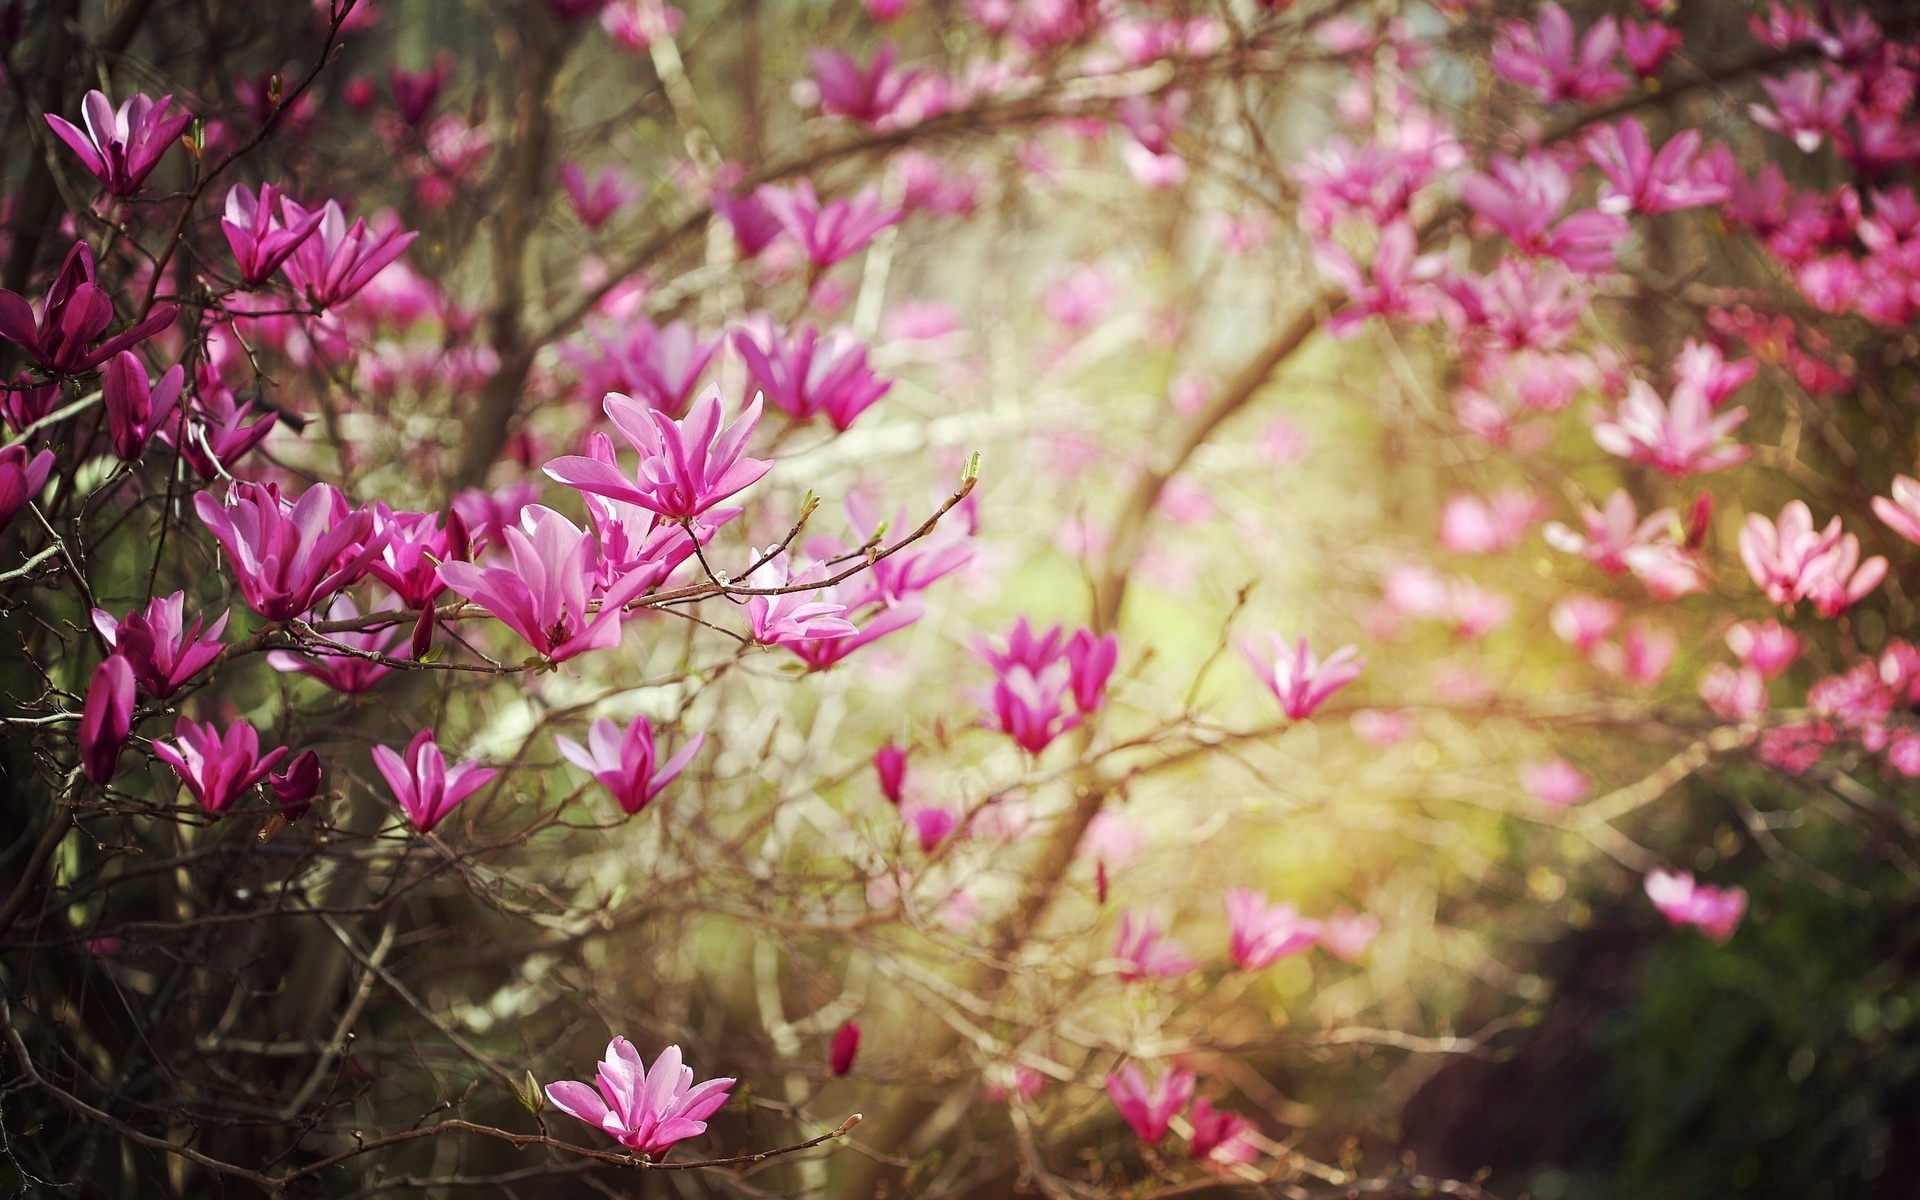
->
[1440,487,1541,554]
[1725,620,1800,678]
[1592,619,1677,689]
[556,716,703,815]
[1740,501,1886,615]
[1699,663,1767,721]
[1520,757,1591,807]
[1448,580,1512,640]
[1242,634,1363,719]
[1550,593,1622,654]
[371,728,497,833]
[545,1038,734,1158]
[1319,909,1381,961]
[1225,888,1320,970]
[1670,338,1758,406]
[1043,264,1114,330]
[1871,474,1920,544]
[1107,1064,1194,1144]
[1351,708,1414,747]
[1644,869,1746,941]
[741,550,859,648]
[1589,379,1748,476]
[1115,910,1196,981]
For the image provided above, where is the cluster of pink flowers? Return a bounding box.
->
[976,618,1118,754]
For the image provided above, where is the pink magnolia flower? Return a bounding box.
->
[1319,909,1381,962]
[163,366,279,480]
[1440,487,1542,554]
[1593,619,1677,689]
[1115,910,1196,981]
[0,242,178,375]
[1590,379,1749,476]
[1740,501,1887,616]
[1550,593,1622,654]
[45,89,191,196]
[1726,620,1799,679]
[545,1039,734,1158]
[1582,119,1730,216]
[1750,69,1859,154]
[1351,708,1414,747]
[371,728,497,833]
[1225,888,1320,970]
[278,198,419,310]
[271,750,324,822]
[1317,220,1444,338]
[600,0,683,51]
[1491,4,1627,103]
[0,444,54,533]
[153,718,288,815]
[873,741,908,804]
[714,189,785,258]
[194,482,385,622]
[984,659,1078,754]
[1520,757,1591,807]
[79,656,136,786]
[101,351,182,463]
[555,715,703,814]
[810,43,922,125]
[437,505,650,662]
[1670,338,1757,406]
[1043,264,1114,331]
[1106,1065,1195,1144]
[783,597,921,672]
[756,180,900,268]
[1066,629,1119,713]
[901,801,961,852]
[368,505,468,610]
[829,1020,861,1076]
[1448,580,1512,640]
[221,183,324,287]
[577,318,721,416]
[1621,19,1682,76]
[560,161,640,229]
[267,595,401,695]
[1872,474,1920,545]
[1542,489,1706,595]
[732,322,892,431]
[1644,869,1747,941]
[1187,1097,1258,1166]
[1242,634,1363,720]
[544,387,771,520]
[1699,663,1767,721]
[1459,154,1626,274]
[741,550,859,647]
[92,593,228,698]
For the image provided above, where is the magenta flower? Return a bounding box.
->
[1750,69,1858,154]
[79,656,136,786]
[1106,1064,1195,1144]
[569,433,708,593]
[544,1038,735,1158]
[713,189,786,258]
[1590,379,1748,476]
[544,387,771,520]
[1242,634,1362,720]
[267,596,401,695]
[873,741,908,805]
[1065,629,1118,713]
[1621,19,1682,77]
[1519,758,1591,808]
[1543,489,1678,575]
[368,505,467,610]
[153,718,288,816]
[1317,220,1444,338]
[555,716,703,815]
[1644,869,1746,941]
[91,592,229,698]
[271,750,324,822]
[162,367,279,479]
[437,504,651,662]
[783,597,920,671]
[984,659,1078,754]
[102,351,182,462]
[1726,620,1800,679]
[278,197,419,310]
[810,43,922,126]
[1582,118,1730,216]
[45,89,191,196]
[756,180,900,268]
[0,444,54,533]
[1115,910,1196,981]
[389,57,450,126]
[1740,501,1887,616]
[743,551,859,647]
[1459,154,1626,273]
[1549,594,1622,655]
[1187,1097,1258,1166]
[194,481,386,621]
[1490,4,1627,104]
[0,241,178,375]
[371,728,497,833]
[902,801,961,852]
[1224,888,1320,970]
[1,374,61,434]
[732,322,893,431]
[578,318,721,415]
[561,162,639,229]
[221,183,324,288]
[829,1020,860,1076]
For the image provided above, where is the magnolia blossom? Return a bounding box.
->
[1872,474,1920,544]
[1187,1097,1259,1166]
[560,161,640,229]
[555,716,703,814]
[1242,634,1363,720]
[267,596,401,695]
[79,656,136,786]
[1699,663,1768,722]
[873,741,908,804]
[829,1021,861,1076]
[271,750,324,822]
[1114,911,1196,981]
[1589,379,1749,476]
[1491,3,1627,103]
[544,388,770,520]
[1519,758,1591,807]
[1582,118,1729,216]
[153,718,288,815]
[1550,594,1622,654]
[1725,620,1800,678]
[92,593,228,698]
[901,802,961,852]
[545,1038,734,1158]
[1225,888,1320,970]
[742,550,859,647]
[278,197,419,310]
[1645,869,1747,941]
[102,352,182,462]
[1739,501,1887,616]
[810,43,923,126]
[1319,909,1381,962]
[45,89,191,195]
[1316,220,1444,338]
[1106,1065,1195,1144]
[221,183,324,287]
[1440,487,1542,554]
[194,482,386,621]
[371,728,497,833]
[756,180,899,268]
[732,322,892,431]
[0,241,177,375]
[438,505,649,662]
[1593,619,1678,689]
[0,444,54,533]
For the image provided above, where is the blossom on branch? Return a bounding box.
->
[45,89,191,196]
[371,728,496,833]
[544,1038,735,1158]
[544,388,771,521]
[153,718,288,816]
[92,593,228,698]
[1106,1064,1194,1144]
[194,481,386,621]
[555,716,703,815]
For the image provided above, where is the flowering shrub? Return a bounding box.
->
[3,0,1920,1195]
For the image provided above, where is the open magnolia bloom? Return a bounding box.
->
[544,1039,734,1158]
